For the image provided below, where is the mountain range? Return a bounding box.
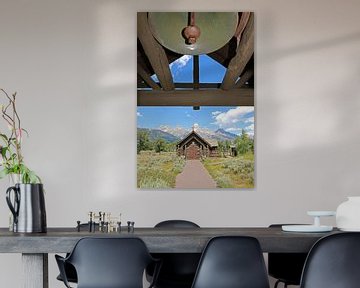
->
[137,126,238,143]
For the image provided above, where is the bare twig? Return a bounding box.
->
[0,89,24,165]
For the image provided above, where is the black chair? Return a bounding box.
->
[268,224,308,288]
[154,220,200,229]
[147,220,201,288]
[55,237,160,288]
[56,223,99,284]
[300,232,360,288]
[191,236,270,288]
[56,262,77,284]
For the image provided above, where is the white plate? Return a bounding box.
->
[307,211,336,217]
[282,225,333,232]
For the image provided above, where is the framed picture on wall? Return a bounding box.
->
[137,12,254,189]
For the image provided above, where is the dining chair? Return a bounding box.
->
[268,224,308,288]
[147,220,201,288]
[56,223,99,284]
[55,237,160,288]
[300,232,360,288]
[191,236,270,288]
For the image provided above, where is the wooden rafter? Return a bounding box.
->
[137,12,174,90]
[235,12,251,45]
[221,12,254,90]
[138,82,221,89]
[235,69,254,88]
[138,82,254,89]
[207,41,236,68]
[193,55,199,90]
[138,88,254,106]
[137,63,161,90]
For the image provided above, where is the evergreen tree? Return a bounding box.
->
[235,129,254,155]
[137,130,151,154]
[155,138,166,153]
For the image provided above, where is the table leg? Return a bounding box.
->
[22,253,48,288]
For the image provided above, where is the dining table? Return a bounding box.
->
[0,226,340,288]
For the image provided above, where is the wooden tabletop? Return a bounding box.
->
[0,227,340,254]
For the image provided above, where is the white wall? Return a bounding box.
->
[0,0,360,287]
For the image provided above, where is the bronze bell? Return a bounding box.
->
[182,24,201,45]
[148,12,238,55]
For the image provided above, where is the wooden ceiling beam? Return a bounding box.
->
[138,82,252,89]
[138,89,254,106]
[137,63,161,90]
[235,69,254,88]
[138,82,221,89]
[221,12,254,90]
[193,55,199,90]
[137,12,174,91]
[235,12,251,45]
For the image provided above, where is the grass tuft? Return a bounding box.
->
[137,152,185,188]
[202,153,254,188]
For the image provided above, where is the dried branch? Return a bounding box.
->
[0,88,39,183]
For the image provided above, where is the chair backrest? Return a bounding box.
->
[268,224,308,285]
[155,219,200,228]
[150,220,201,286]
[191,236,270,288]
[300,232,360,288]
[66,237,154,288]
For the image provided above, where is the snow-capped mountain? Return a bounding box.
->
[156,125,238,142]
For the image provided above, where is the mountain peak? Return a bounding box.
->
[214,128,238,140]
[138,125,239,143]
[215,128,226,133]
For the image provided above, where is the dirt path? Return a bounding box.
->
[175,160,217,189]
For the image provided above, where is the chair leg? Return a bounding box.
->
[274,280,289,288]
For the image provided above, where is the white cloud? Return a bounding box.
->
[151,74,159,82]
[137,112,143,117]
[226,125,254,137]
[225,127,242,135]
[211,111,222,116]
[245,124,255,136]
[212,107,254,128]
[150,55,191,84]
[245,117,254,123]
[170,55,192,69]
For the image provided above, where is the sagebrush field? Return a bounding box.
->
[137,151,254,189]
[137,152,185,188]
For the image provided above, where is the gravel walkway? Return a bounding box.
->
[175,160,217,189]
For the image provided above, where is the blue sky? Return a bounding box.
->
[138,55,254,136]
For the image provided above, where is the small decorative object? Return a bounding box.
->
[336,196,360,231]
[77,221,81,232]
[127,221,135,233]
[282,211,335,232]
[85,211,121,232]
[0,89,46,233]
